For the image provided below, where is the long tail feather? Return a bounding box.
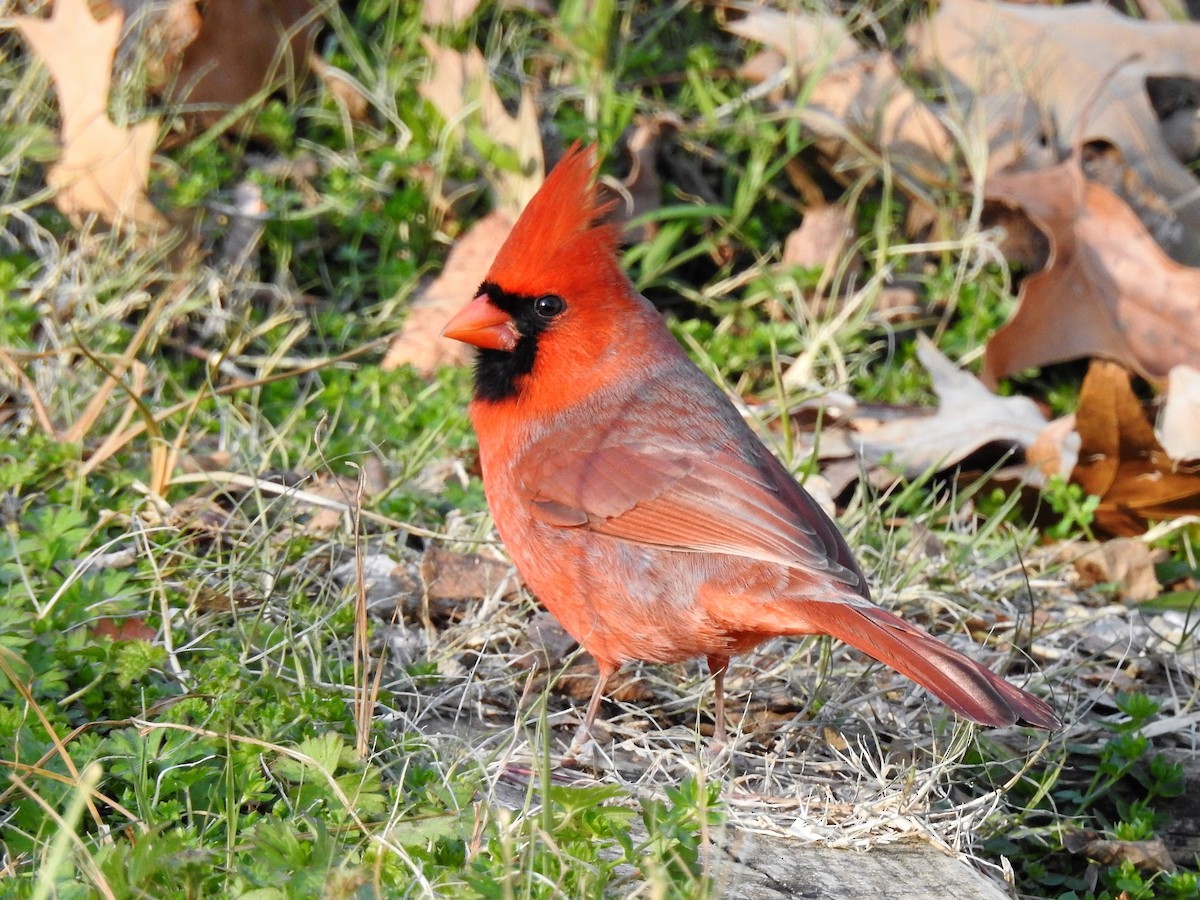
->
[808,602,1060,728]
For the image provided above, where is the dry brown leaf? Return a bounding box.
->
[91,616,157,642]
[910,0,1200,264]
[382,210,513,375]
[849,334,1047,477]
[422,0,482,25]
[1071,361,1200,536]
[1157,365,1200,462]
[727,8,955,191]
[420,0,550,26]
[310,55,369,121]
[130,0,203,86]
[420,545,516,601]
[983,159,1200,386]
[971,93,1056,176]
[726,8,860,68]
[165,0,322,127]
[1064,830,1176,873]
[782,204,856,273]
[298,459,387,533]
[512,611,578,671]
[16,0,167,230]
[419,39,544,220]
[1064,538,1161,601]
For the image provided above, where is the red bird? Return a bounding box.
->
[443,144,1059,748]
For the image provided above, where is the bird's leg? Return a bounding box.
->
[568,667,611,754]
[707,655,730,748]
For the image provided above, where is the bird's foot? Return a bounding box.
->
[703,730,732,766]
[560,722,610,770]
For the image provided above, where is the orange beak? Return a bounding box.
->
[442,294,519,351]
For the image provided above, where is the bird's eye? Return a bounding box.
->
[534,294,565,319]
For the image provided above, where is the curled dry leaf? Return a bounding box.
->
[382,210,514,376]
[1071,361,1200,537]
[982,159,1200,386]
[1157,365,1200,462]
[910,0,1200,264]
[16,0,167,230]
[850,334,1047,477]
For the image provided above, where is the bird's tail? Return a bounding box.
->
[799,601,1060,728]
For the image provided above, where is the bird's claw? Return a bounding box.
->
[560,723,609,770]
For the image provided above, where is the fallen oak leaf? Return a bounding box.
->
[1071,361,1200,537]
[16,0,167,230]
[910,0,1200,264]
[982,158,1200,386]
[849,334,1047,477]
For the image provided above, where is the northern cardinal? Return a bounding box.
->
[442,144,1060,748]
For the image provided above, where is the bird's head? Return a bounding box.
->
[442,143,654,406]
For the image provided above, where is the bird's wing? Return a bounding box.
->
[518,439,866,592]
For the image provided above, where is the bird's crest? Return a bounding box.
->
[484,143,624,297]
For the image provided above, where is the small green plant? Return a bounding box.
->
[466,773,720,898]
[1042,474,1100,540]
[986,692,1190,899]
